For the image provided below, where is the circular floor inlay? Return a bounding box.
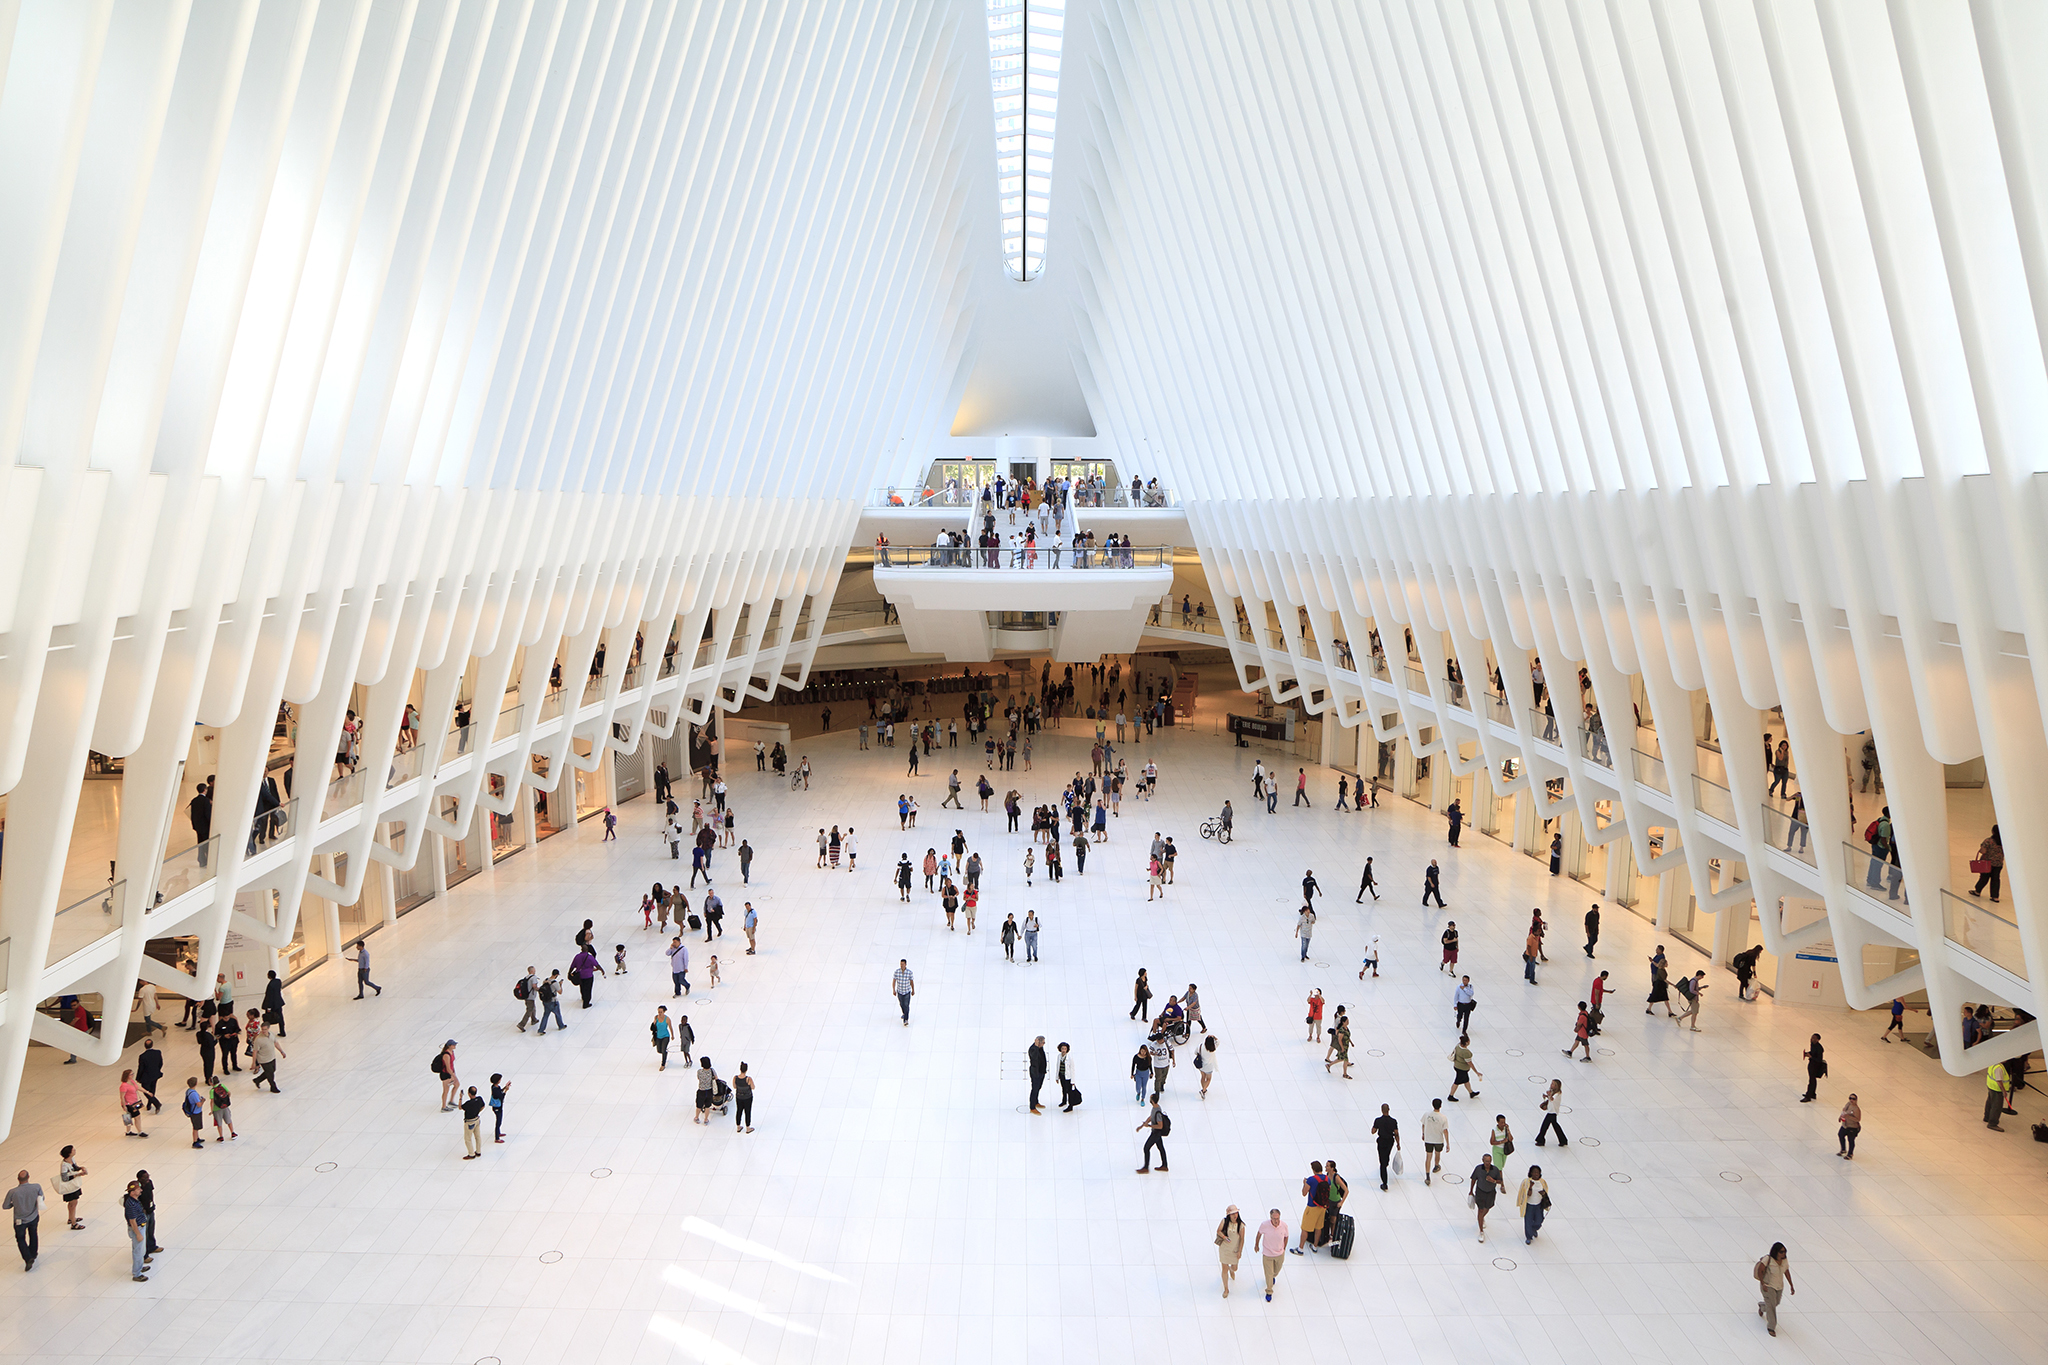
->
[1609,1173,1631,1184]
[539,1251,563,1264]
[590,1168,612,1179]
[1505,1049,1524,1057]
[1491,1257,1517,1271]
[1527,1075,1544,1083]
[1578,1137,1601,1147]
[477,1357,502,1365]
[1596,1047,1615,1055]
[1367,1049,1385,1057]
[1719,1171,1743,1183]
[1313,961,1330,969]
[315,1162,337,1173]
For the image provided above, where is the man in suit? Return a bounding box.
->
[1028,1036,1048,1114]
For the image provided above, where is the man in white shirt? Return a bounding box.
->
[137,982,163,1036]
[1256,1209,1291,1301]
[1419,1098,1451,1185]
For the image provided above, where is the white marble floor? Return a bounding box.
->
[0,711,2040,1365]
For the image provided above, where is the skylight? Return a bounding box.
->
[988,0,1064,281]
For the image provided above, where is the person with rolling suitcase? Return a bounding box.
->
[1323,1160,1354,1258]
[1056,1043,1079,1111]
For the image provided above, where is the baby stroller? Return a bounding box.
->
[707,1078,732,1115]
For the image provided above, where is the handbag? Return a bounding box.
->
[1970,858,1991,874]
[1501,1136,1515,1157]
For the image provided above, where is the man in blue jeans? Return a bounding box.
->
[668,937,690,996]
[124,1181,150,1281]
[537,972,568,1033]
[893,960,915,1024]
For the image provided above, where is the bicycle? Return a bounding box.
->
[790,770,803,791]
[1199,818,1232,844]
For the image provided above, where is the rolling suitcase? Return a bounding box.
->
[1327,1212,1356,1261]
[688,914,702,931]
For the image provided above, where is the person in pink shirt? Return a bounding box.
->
[1255,1208,1291,1301]
[119,1070,147,1138]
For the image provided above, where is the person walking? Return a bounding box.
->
[651,1007,675,1071]
[434,1041,461,1111]
[351,940,381,998]
[1837,1094,1862,1158]
[1468,1155,1504,1242]
[1453,976,1476,1033]
[250,1026,285,1093]
[1535,1079,1567,1145]
[136,981,164,1038]
[1583,904,1599,958]
[1523,927,1541,984]
[1589,971,1610,1035]
[1516,1165,1551,1245]
[181,1078,206,1148]
[1135,1096,1170,1172]
[4,1170,43,1271]
[1023,911,1040,963]
[1256,1208,1289,1301]
[1969,825,2004,901]
[1755,1243,1795,1337]
[1327,1014,1354,1079]
[1371,1105,1401,1189]
[1215,1207,1246,1298]
[459,1087,485,1159]
[1130,969,1152,1022]
[1000,914,1020,963]
[1448,1035,1481,1101]
[1193,1034,1217,1098]
[135,1038,165,1115]
[1129,1044,1153,1103]
[1489,1114,1515,1171]
[489,1074,510,1143]
[1359,936,1381,979]
[1646,951,1675,1017]
[1674,971,1707,1030]
[1423,860,1445,907]
[1028,1036,1048,1114]
[1291,1162,1330,1255]
[1420,1099,1450,1184]
[1800,1034,1826,1102]
[1293,767,1310,807]
[1440,922,1459,973]
[1301,869,1321,907]
[1357,857,1378,902]
[732,1064,755,1132]
[207,1078,237,1141]
[538,971,567,1033]
[1563,1003,1592,1061]
[1305,988,1325,1042]
[892,960,915,1025]
[693,1058,720,1125]
[1295,905,1316,962]
[1880,996,1905,1042]
[895,856,913,902]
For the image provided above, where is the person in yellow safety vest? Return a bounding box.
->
[1985,1062,2011,1131]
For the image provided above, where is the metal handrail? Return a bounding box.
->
[874,545,1172,569]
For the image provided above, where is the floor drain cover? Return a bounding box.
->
[1578,1137,1601,1147]
[539,1251,563,1264]
[315,1162,337,1173]
[1491,1257,1517,1271]
[590,1168,612,1179]
[1609,1173,1632,1183]
[1719,1171,1743,1183]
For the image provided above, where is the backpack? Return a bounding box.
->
[431,1052,447,1076]
[1156,1111,1171,1136]
[513,978,529,1001]
[183,1090,204,1117]
[1864,820,1879,843]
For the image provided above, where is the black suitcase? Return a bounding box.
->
[688,914,702,931]
[1327,1212,1356,1260]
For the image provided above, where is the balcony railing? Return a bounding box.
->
[1148,603,1220,636]
[1405,666,1431,700]
[1487,689,1512,725]
[443,722,476,763]
[582,675,605,706]
[1098,486,1178,508]
[1444,676,1471,711]
[1529,708,1562,745]
[494,701,524,742]
[247,798,298,854]
[322,768,368,820]
[1758,803,1816,867]
[1844,840,1908,908]
[47,880,125,970]
[1369,652,1390,682]
[1939,888,2026,979]
[874,544,1171,569]
[539,688,567,721]
[156,838,219,904]
[1577,724,1614,768]
[1631,748,1669,795]
[1693,774,1739,826]
[385,744,426,789]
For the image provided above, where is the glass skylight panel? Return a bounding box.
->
[988,0,1063,280]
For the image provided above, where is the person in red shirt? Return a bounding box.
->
[1588,970,1610,1035]
[1564,1006,1592,1061]
[65,1002,92,1065]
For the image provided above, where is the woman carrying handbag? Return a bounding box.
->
[1516,1165,1551,1245]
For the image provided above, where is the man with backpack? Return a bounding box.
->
[537,973,567,1034]
[1135,1096,1170,1173]
[515,967,538,1031]
[1864,808,1902,899]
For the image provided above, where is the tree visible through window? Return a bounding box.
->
[988,0,1064,281]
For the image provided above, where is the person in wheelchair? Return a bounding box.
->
[1155,1000,1190,1046]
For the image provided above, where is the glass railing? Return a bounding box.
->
[1405,666,1431,699]
[1631,748,1669,794]
[1148,603,1220,635]
[1103,485,1176,508]
[694,639,716,669]
[1940,888,2026,978]
[873,544,1172,569]
[1759,803,1816,866]
[622,664,641,690]
[582,676,604,706]
[385,744,425,789]
[1844,840,1908,908]
[993,611,1055,631]
[47,880,125,969]
[1444,676,1470,710]
[322,768,367,820]
[659,651,680,678]
[1578,725,1614,768]
[1487,690,1512,725]
[156,838,218,903]
[494,702,524,742]
[1693,774,1738,826]
[1529,708,1562,745]
[1369,652,1390,681]
[539,688,567,721]
[443,723,476,763]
